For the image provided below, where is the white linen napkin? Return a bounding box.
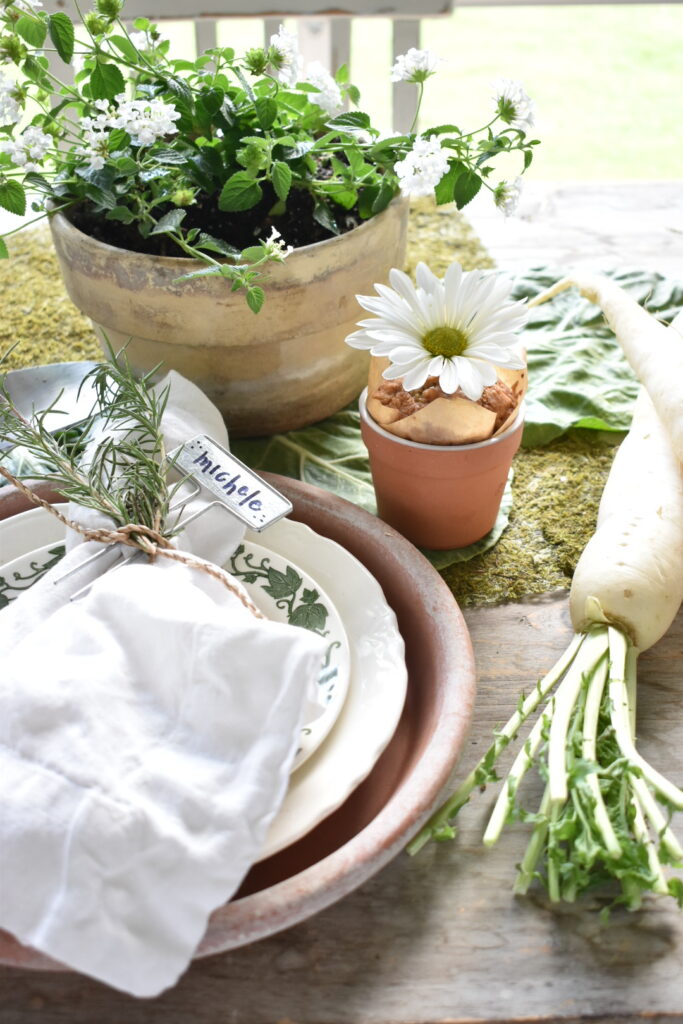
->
[0,370,327,998]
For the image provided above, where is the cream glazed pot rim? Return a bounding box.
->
[359,388,526,452]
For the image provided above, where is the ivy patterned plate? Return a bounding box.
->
[0,535,351,772]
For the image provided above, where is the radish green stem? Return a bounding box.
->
[632,777,683,860]
[547,801,562,902]
[608,628,683,809]
[548,630,609,807]
[631,792,669,895]
[483,708,549,846]
[581,656,621,858]
[406,633,584,856]
[514,785,551,895]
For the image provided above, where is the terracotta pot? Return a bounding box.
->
[360,388,525,549]
[48,200,409,438]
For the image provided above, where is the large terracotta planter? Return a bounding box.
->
[48,200,409,438]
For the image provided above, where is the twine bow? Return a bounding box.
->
[0,466,266,620]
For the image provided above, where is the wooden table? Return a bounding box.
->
[3,181,683,1023]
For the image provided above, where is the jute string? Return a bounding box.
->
[0,467,266,620]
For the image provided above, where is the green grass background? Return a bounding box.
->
[189,4,683,181]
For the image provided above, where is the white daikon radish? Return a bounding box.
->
[532,273,683,461]
[409,296,683,910]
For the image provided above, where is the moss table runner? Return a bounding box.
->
[2,203,681,604]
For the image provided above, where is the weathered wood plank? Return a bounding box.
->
[3,593,683,1023]
[466,181,683,279]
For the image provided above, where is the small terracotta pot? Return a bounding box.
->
[48,200,408,438]
[359,389,524,550]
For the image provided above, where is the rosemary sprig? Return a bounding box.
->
[0,349,182,545]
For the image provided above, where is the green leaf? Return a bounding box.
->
[90,61,125,102]
[197,232,240,257]
[114,156,138,175]
[358,184,379,219]
[109,34,138,61]
[21,55,50,89]
[452,167,482,209]
[106,205,135,224]
[218,171,262,212]
[434,163,459,206]
[246,286,265,314]
[271,160,292,202]
[196,232,239,258]
[166,77,193,107]
[241,245,266,261]
[0,237,8,259]
[151,148,187,166]
[107,128,130,152]
[23,171,53,194]
[371,176,395,215]
[290,601,327,632]
[323,184,357,210]
[312,198,338,235]
[347,84,361,106]
[327,110,371,131]
[263,565,300,599]
[48,13,74,63]
[15,14,47,48]
[0,180,26,217]
[428,123,462,136]
[150,209,186,234]
[254,96,278,130]
[282,140,314,160]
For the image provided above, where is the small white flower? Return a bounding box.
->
[390,48,440,84]
[492,78,535,133]
[0,72,21,126]
[346,261,527,401]
[0,124,51,171]
[111,95,181,146]
[305,60,342,115]
[262,225,293,261]
[269,24,303,88]
[393,135,449,199]
[76,123,110,171]
[494,177,523,217]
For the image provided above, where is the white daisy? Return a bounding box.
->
[346,261,527,401]
[492,78,535,133]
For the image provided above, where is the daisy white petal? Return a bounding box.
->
[345,329,375,349]
[454,357,490,401]
[439,359,459,394]
[399,360,433,391]
[346,259,527,397]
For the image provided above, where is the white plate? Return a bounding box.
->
[0,532,351,773]
[0,507,408,860]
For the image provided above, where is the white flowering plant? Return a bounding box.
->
[0,0,538,311]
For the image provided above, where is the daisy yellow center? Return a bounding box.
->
[422,326,469,358]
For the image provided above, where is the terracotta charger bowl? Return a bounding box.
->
[0,474,476,969]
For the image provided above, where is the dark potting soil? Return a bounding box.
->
[68,183,362,257]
